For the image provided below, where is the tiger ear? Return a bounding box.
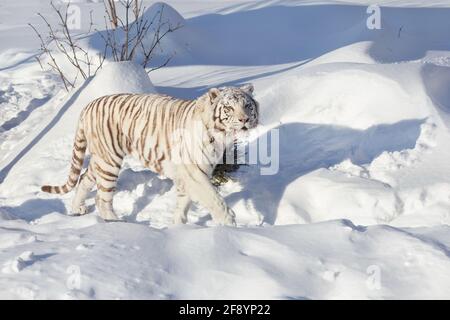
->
[239,83,254,95]
[208,88,220,102]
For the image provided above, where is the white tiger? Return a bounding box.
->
[41,84,259,226]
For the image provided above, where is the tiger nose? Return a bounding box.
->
[239,117,249,123]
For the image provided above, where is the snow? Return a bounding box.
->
[84,61,156,97]
[1,219,449,299]
[1,0,450,299]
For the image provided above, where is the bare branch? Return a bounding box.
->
[147,54,175,73]
[29,1,107,91]
[99,1,182,69]
[30,0,182,91]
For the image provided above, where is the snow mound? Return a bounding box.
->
[241,60,450,227]
[84,61,156,99]
[421,62,450,128]
[278,168,401,225]
[141,2,193,66]
[144,2,186,28]
[2,251,35,274]
[259,64,430,129]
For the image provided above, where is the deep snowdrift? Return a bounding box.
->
[1,219,449,299]
[252,61,450,226]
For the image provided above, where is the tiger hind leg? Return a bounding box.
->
[71,161,96,216]
[93,156,123,221]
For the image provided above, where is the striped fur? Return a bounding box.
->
[41,85,258,225]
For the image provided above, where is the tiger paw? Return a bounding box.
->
[98,210,121,221]
[173,214,187,225]
[71,204,88,216]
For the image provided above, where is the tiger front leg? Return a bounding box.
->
[95,191,120,221]
[181,168,236,226]
[173,193,192,224]
[173,182,192,224]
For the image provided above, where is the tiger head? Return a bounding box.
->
[202,84,259,133]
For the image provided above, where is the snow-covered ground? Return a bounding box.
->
[1,0,450,299]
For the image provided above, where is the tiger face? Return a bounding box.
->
[207,84,259,133]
